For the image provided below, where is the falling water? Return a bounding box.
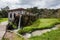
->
[18,15,22,29]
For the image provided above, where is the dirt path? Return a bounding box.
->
[23,24,60,38]
[4,31,15,40]
[31,24,60,36]
[0,21,8,40]
[4,31,27,40]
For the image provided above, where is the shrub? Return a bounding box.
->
[7,22,17,30]
[10,22,17,29]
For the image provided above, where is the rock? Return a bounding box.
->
[31,29,51,36]
[23,33,31,38]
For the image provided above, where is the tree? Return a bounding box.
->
[1,6,9,10]
[0,6,9,18]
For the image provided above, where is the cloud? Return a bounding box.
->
[0,0,20,9]
[0,0,60,9]
[45,0,60,8]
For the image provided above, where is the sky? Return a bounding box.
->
[0,0,60,9]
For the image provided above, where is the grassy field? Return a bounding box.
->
[18,18,60,34]
[29,28,60,40]
[0,18,8,23]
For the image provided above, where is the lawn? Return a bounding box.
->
[18,18,60,34]
[0,18,8,23]
[29,28,60,40]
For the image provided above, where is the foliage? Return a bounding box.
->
[0,6,9,18]
[1,7,60,18]
[0,18,8,23]
[27,7,38,14]
[20,7,60,27]
[29,28,60,40]
[9,22,17,29]
[1,10,8,18]
[18,19,60,34]
[26,7,60,18]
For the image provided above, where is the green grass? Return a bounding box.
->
[0,18,8,23]
[18,18,60,34]
[9,22,17,29]
[29,28,60,40]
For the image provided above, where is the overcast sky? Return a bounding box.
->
[0,0,60,9]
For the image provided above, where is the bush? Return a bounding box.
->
[10,22,17,29]
[7,22,17,30]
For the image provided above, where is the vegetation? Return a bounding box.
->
[21,7,60,27]
[10,22,17,29]
[0,6,9,18]
[26,7,60,18]
[1,6,60,18]
[18,18,60,34]
[29,28,60,40]
[0,18,8,23]
[7,22,18,30]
